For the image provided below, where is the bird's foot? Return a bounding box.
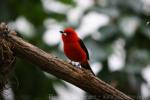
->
[68,60,72,64]
[68,60,81,68]
[68,60,75,66]
[76,63,81,68]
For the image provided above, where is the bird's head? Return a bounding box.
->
[60,27,78,42]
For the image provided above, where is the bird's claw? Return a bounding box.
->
[76,63,81,68]
[68,60,81,68]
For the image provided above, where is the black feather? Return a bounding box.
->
[78,39,89,60]
[79,39,95,75]
[81,62,95,76]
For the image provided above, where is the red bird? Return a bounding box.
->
[60,27,95,75]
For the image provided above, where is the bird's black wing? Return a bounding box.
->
[78,39,89,60]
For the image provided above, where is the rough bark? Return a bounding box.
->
[0,23,133,100]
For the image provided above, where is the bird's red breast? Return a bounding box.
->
[64,41,87,63]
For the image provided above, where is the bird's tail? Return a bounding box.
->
[81,61,95,76]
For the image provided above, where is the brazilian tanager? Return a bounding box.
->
[60,27,95,75]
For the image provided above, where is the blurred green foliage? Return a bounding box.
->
[0,0,150,100]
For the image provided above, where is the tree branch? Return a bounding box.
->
[0,23,133,100]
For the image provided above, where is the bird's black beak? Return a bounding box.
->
[60,30,67,36]
[59,31,64,34]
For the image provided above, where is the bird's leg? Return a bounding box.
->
[68,60,76,66]
[76,63,81,68]
[68,60,81,68]
[72,62,81,68]
[67,59,72,64]
[72,61,76,66]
